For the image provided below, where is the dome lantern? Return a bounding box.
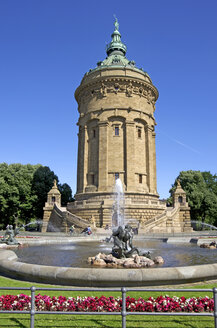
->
[106,17,127,56]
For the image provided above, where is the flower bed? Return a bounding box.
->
[0,294,214,313]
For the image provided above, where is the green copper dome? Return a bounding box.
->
[85,18,151,82]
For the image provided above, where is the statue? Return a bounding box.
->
[111,224,139,258]
[90,215,96,228]
[0,224,23,245]
[100,82,107,97]
[140,216,145,228]
[114,16,119,31]
[88,225,161,268]
[147,90,155,104]
[126,82,133,97]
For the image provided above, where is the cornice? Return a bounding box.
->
[77,107,156,126]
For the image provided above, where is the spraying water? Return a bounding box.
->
[191,220,217,231]
[113,178,124,228]
[18,220,43,232]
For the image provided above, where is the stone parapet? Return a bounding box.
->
[1,245,217,286]
[67,193,165,228]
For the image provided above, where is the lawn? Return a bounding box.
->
[0,275,216,328]
[0,313,214,328]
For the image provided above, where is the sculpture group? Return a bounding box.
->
[88,224,164,268]
[112,224,145,258]
[0,225,22,245]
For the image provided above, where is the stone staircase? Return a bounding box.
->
[48,204,89,232]
[142,205,185,233]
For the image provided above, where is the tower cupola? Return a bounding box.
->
[106,18,127,56]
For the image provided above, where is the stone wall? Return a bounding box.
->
[75,67,159,197]
[67,193,166,228]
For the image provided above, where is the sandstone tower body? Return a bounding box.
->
[68,19,165,226]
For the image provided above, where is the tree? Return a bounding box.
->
[0,163,40,228]
[58,183,74,206]
[169,170,217,226]
[31,166,58,220]
[202,171,217,195]
[0,163,74,229]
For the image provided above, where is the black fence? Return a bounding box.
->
[0,286,217,328]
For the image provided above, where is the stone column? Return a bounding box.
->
[83,126,88,191]
[152,131,157,193]
[145,125,155,193]
[125,121,135,191]
[76,127,82,193]
[98,121,108,191]
[77,125,88,193]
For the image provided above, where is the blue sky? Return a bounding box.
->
[0,0,216,199]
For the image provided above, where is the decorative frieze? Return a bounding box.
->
[76,78,158,106]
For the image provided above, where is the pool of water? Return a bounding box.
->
[14,239,217,268]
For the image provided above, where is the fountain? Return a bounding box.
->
[87,224,163,268]
[191,220,217,231]
[1,229,217,286]
[112,178,125,227]
[112,224,139,258]
[0,225,23,245]
[1,183,217,286]
[112,179,139,233]
[0,221,43,245]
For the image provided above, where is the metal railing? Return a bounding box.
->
[0,286,217,328]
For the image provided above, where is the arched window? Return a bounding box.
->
[52,196,56,203]
[115,126,119,136]
[178,196,183,203]
[138,128,142,138]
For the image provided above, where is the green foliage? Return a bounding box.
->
[169,170,217,226]
[0,163,74,228]
[0,163,40,228]
[31,166,58,220]
[58,183,74,206]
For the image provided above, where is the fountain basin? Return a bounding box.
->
[12,239,217,267]
[1,238,217,286]
[1,249,217,286]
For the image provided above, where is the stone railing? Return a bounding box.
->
[64,209,89,229]
[143,205,180,232]
[50,204,89,231]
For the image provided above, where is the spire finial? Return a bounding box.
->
[113,15,119,31]
[106,17,127,56]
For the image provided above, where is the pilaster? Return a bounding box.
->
[125,121,135,191]
[152,131,157,193]
[76,127,82,193]
[145,125,154,193]
[83,126,88,191]
[98,121,109,191]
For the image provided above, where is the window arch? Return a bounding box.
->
[178,196,183,203]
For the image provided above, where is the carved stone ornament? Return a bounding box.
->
[126,82,133,97]
[77,79,158,105]
[100,82,107,97]
[114,82,119,94]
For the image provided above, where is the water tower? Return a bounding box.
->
[67,19,165,227]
